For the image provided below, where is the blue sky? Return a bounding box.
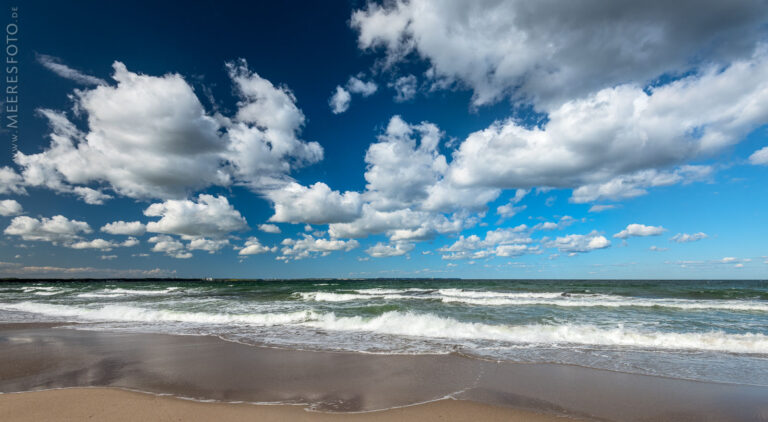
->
[1,0,767,279]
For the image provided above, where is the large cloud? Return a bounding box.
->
[447,53,768,196]
[4,215,91,243]
[15,60,322,201]
[145,194,248,238]
[352,0,767,107]
[266,182,363,225]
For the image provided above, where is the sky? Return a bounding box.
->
[0,0,767,279]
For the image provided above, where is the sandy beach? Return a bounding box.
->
[0,388,563,422]
[1,323,767,421]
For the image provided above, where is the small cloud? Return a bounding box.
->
[389,74,417,102]
[36,53,106,86]
[649,246,668,252]
[258,223,281,234]
[748,146,768,165]
[588,204,616,213]
[329,86,351,114]
[670,232,708,243]
[614,224,665,239]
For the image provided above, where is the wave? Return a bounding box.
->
[298,288,768,312]
[0,302,314,326]
[2,301,767,354]
[302,311,768,354]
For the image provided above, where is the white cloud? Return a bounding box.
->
[238,237,276,255]
[329,76,378,114]
[649,246,668,252]
[16,59,322,201]
[352,0,767,107]
[266,182,362,224]
[0,167,26,195]
[187,237,230,253]
[67,237,139,251]
[36,54,106,86]
[258,223,281,234]
[446,48,767,193]
[496,204,525,219]
[749,146,768,165]
[544,231,611,254]
[278,234,359,261]
[346,76,378,96]
[0,199,22,216]
[570,166,712,203]
[670,232,708,243]
[588,204,617,213]
[145,194,247,238]
[439,226,536,260]
[365,241,414,258]
[148,235,192,259]
[4,215,91,243]
[614,224,665,239]
[389,74,417,102]
[329,86,351,114]
[73,187,113,205]
[100,221,146,236]
[364,116,498,213]
[101,255,117,260]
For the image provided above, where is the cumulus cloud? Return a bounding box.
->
[36,54,106,86]
[266,182,362,225]
[543,231,611,254]
[365,116,498,213]
[329,86,351,114]
[4,215,91,243]
[187,237,230,253]
[258,223,281,234]
[365,241,414,258]
[73,187,113,205]
[670,232,708,243]
[328,76,378,114]
[439,226,537,260]
[570,166,712,203]
[16,59,322,201]
[238,237,276,255]
[0,199,22,216]
[145,194,248,238]
[346,76,378,96]
[614,224,666,239]
[67,237,139,251]
[100,221,146,236]
[278,234,359,261]
[0,167,26,195]
[447,49,768,194]
[352,0,767,107]
[749,146,768,165]
[389,75,417,102]
[148,235,192,259]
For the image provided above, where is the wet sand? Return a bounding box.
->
[1,323,767,421]
[0,388,560,422]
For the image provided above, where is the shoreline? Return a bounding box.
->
[1,323,767,421]
[0,387,568,422]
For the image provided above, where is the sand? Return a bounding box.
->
[1,323,767,421]
[0,388,564,422]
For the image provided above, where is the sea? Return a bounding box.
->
[1,279,767,386]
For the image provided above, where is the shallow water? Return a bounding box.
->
[1,279,766,385]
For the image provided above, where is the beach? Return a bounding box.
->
[1,322,767,421]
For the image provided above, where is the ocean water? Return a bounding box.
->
[1,279,767,386]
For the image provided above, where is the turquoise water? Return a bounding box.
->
[1,279,767,385]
